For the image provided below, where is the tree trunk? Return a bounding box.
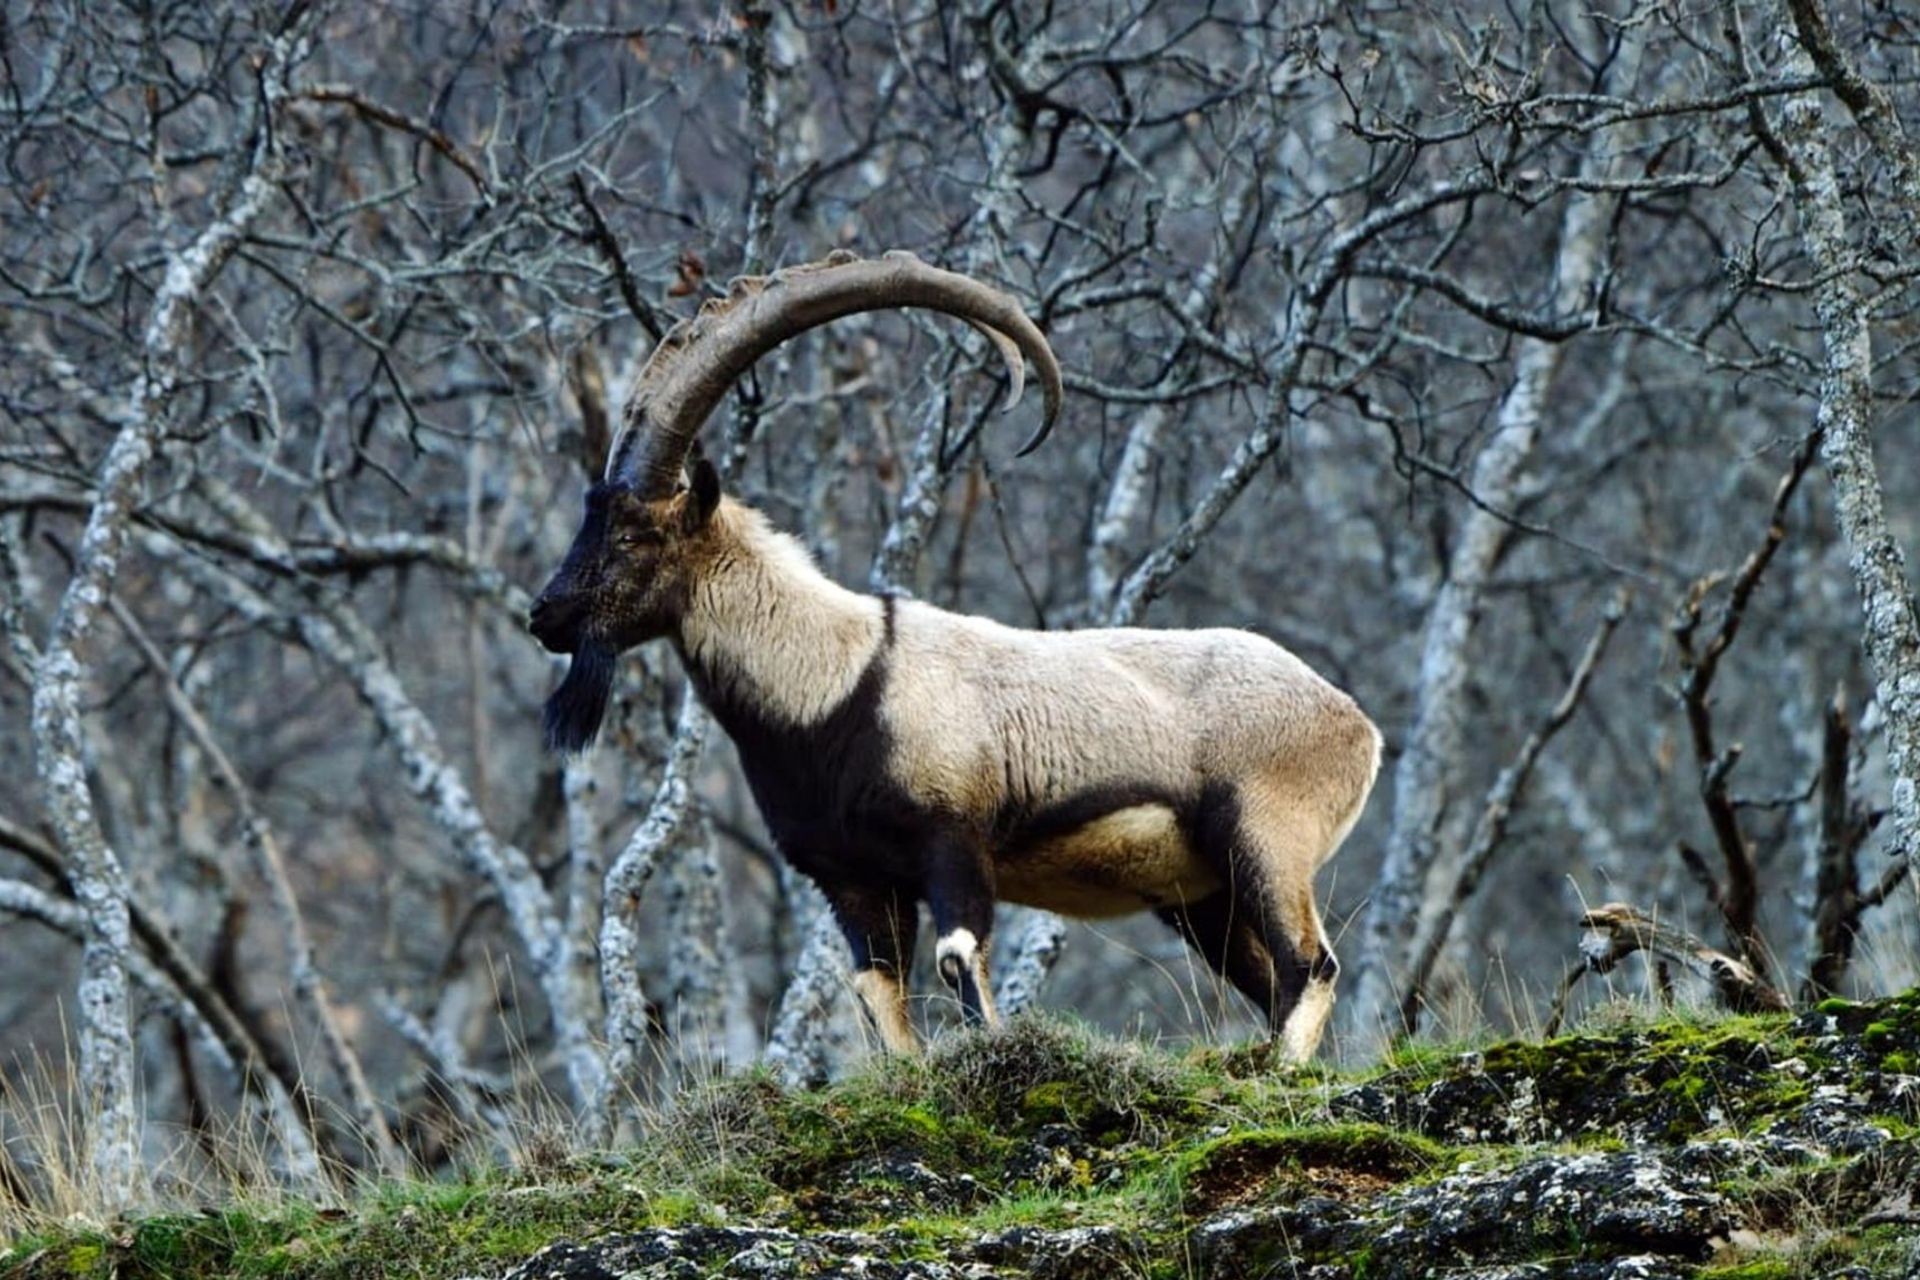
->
[1774,50,1920,900]
[762,884,846,1086]
[599,697,707,1125]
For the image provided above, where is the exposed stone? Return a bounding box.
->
[282,994,1920,1280]
[488,1227,986,1280]
[804,1154,987,1225]
[963,1225,1136,1280]
[483,1222,1141,1280]
[1189,1149,1744,1278]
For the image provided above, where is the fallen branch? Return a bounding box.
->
[1576,902,1789,1014]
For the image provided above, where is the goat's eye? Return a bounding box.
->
[616,529,657,550]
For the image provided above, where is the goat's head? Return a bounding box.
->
[530,249,1062,753]
[530,463,720,751]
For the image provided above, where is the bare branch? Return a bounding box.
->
[301,84,494,202]
[1671,430,1820,974]
[108,594,404,1175]
[570,174,668,344]
[1576,902,1789,1014]
[25,12,315,1203]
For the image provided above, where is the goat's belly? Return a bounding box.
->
[997,804,1223,919]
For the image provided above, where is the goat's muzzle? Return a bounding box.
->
[527,592,582,654]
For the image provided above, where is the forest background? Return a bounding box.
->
[2,0,1919,1207]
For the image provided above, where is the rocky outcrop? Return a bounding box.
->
[475,996,1920,1280]
[486,1127,1913,1280]
[490,1223,1140,1280]
[10,996,1918,1279]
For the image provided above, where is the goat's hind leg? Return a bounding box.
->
[1238,837,1340,1064]
[1276,917,1338,1064]
[1157,893,1282,1022]
[1187,788,1339,1063]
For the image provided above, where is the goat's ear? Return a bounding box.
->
[685,457,721,531]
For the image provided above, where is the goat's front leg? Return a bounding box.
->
[824,880,921,1055]
[925,836,999,1028]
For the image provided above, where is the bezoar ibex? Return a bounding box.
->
[530,250,1380,1061]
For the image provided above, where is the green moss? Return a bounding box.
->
[647,1015,1274,1208]
[1806,991,1920,1059]
[1700,1221,1920,1280]
[1867,1111,1918,1139]
[1383,1036,1494,1076]
[1825,1223,1920,1275]
[1697,1260,1798,1279]
[3,1171,718,1280]
[119,1209,316,1277]
[60,1240,105,1277]
[1662,1072,1710,1104]
[1020,1079,1097,1124]
[1373,1009,1823,1144]
[12,997,1920,1280]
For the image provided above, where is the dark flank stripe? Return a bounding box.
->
[676,595,927,892]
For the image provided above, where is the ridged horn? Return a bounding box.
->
[606,249,1064,496]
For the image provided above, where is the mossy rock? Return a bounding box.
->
[1804,991,1920,1068]
[794,1152,989,1227]
[1019,1079,1101,1125]
[1177,1123,1449,1213]
[1698,1263,1798,1280]
[918,1017,1186,1137]
[14,999,1920,1280]
[1337,1016,1823,1145]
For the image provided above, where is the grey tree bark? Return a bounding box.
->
[1773,32,1920,897]
[599,697,708,1125]
[762,888,845,1086]
[107,597,403,1177]
[142,488,610,1122]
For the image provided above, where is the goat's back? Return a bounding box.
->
[880,604,1377,836]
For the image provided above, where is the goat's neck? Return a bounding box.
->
[675,499,886,727]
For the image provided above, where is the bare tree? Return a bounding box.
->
[1765,8,1920,897]
[2,0,1918,1206]
[20,8,317,1206]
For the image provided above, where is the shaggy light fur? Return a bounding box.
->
[669,501,1380,1059]
[530,252,1379,1063]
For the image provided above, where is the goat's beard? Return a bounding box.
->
[543,640,615,753]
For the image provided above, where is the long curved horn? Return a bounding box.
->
[607,249,1064,495]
